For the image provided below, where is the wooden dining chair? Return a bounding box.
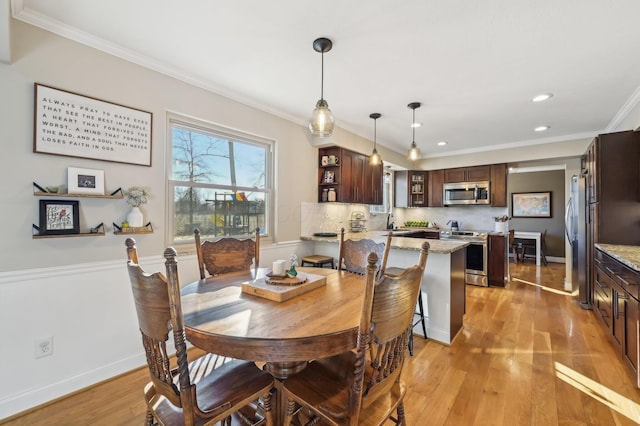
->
[337,227,385,275]
[125,238,274,426]
[282,241,430,426]
[194,227,260,279]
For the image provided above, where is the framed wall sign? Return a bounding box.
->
[67,167,105,195]
[39,200,80,235]
[34,83,153,166]
[511,191,552,218]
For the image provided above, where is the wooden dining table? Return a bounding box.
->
[181,266,365,377]
[181,266,366,422]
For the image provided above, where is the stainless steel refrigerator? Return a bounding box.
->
[565,175,590,308]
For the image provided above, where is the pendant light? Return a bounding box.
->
[309,37,335,138]
[369,113,382,165]
[407,102,422,161]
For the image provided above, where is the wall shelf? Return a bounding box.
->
[113,222,154,235]
[33,183,123,199]
[32,231,106,239]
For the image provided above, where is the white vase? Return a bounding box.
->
[494,221,506,233]
[127,206,144,227]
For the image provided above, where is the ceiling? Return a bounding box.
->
[12,0,640,159]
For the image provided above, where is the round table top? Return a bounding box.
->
[181,267,365,363]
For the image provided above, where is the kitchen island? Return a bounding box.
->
[301,232,468,345]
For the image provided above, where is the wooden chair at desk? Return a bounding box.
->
[508,229,522,263]
[337,227,385,275]
[521,229,548,266]
[125,238,274,426]
[194,227,260,278]
[282,242,430,426]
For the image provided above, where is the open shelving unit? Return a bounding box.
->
[32,182,122,238]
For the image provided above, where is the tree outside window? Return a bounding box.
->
[169,117,271,243]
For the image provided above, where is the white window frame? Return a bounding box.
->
[166,112,274,248]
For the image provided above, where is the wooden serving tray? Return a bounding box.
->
[242,272,326,302]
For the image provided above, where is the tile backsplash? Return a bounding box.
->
[300,202,509,236]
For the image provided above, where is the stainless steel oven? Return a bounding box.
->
[440,230,488,287]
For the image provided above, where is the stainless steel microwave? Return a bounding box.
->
[443,181,490,205]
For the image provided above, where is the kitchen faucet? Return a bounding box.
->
[386,213,394,230]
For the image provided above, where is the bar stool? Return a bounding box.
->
[301,255,334,269]
[384,266,427,356]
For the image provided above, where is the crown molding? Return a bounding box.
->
[606,83,640,132]
[11,2,307,128]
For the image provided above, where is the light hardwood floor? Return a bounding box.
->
[3,262,640,425]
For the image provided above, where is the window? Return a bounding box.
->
[168,114,273,244]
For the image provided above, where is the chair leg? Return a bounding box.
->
[145,410,155,426]
[396,401,407,425]
[409,293,427,357]
[408,333,414,356]
[417,293,427,339]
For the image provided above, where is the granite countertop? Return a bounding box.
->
[301,231,469,254]
[595,243,640,272]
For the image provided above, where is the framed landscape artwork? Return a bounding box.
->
[511,191,552,218]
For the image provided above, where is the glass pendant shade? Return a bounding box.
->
[370,149,381,165]
[309,99,335,137]
[406,102,421,161]
[309,37,334,138]
[407,142,421,161]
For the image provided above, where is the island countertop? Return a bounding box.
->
[301,231,469,254]
[595,243,640,272]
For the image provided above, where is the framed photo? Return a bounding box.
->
[68,167,105,195]
[34,83,152,166]
[512,191,552,218]
[39,200,80,235]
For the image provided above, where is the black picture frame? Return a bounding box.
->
[39,200,80,235]
[511,191,552,218]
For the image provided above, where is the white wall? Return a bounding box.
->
[0,19,353,418]
[2,16,640,421]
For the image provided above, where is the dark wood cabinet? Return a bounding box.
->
[586,131,640,306]
[318,147,382,204]
[444,165,491,183]
[490,164,507,207]
[394,170,427,208]
[428,169,444,207]
[595,248,640,387]
[488,234,506,287]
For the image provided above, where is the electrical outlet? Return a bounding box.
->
[34,336,54,358]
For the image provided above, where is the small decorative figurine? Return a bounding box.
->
[288,254,298,277]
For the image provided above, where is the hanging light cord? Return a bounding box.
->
[412,107,416,143]
[320,51,325,101]
[374,117,377,149]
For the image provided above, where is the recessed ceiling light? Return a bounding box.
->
[532,93,553,103]
[437,141,447,146]
[534,125,550,132]
[411,122,422,128]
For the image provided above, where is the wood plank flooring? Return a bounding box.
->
[3,262,640,425]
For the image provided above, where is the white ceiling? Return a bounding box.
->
[12,0,640,159]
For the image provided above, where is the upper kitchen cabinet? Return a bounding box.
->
[428,169,444,207]
[318,146,382,204]
[490,163,507,207]
[444,165,491,183]
[394,171,427,208]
